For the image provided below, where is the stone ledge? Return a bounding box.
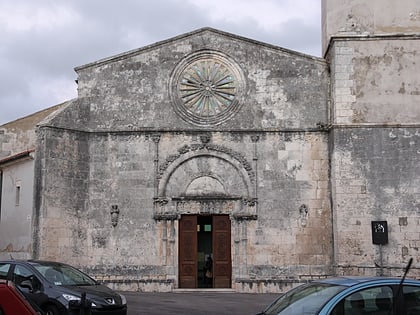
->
[101,279,174,284]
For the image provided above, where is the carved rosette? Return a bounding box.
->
[170,51,245,126]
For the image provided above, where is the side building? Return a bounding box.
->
[0,104,67,260]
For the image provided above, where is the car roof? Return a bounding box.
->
[0,259,67,267]
[314,276,419,287]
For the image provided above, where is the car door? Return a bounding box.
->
[12,264,48,309]
[0,280,39,315]
[402,285,420,315]
[329,285,394,315]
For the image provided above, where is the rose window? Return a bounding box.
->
[170,51,245,126]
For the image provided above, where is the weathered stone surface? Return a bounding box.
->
[1,1,419,293]
[332,128,420,275]
[30,29,332,292]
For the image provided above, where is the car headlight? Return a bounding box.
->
[119,293,127,305]
[63,294,97,307]
[62,294,80,302]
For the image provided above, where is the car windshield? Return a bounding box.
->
[262,282,347,315]
[33,264,97,286]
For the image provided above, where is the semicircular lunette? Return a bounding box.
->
[184,175,227,196]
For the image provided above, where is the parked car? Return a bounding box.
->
[0,279,42,315]
[256,276,420,315]
[0,260,127,315]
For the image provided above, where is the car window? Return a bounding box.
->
[0,264,10,280]
[12,265,41,291]
[403,285,420,315]
[262,283,346,315]
[34,264,96,286]
[331,285,393,315]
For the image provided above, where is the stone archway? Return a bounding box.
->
[153,143,258,290]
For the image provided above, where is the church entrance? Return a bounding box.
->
[179,214,231,289]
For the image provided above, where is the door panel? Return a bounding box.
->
[179,215,197,288]
[212,215,231,288]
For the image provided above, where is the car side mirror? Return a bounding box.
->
[19,280,33,292]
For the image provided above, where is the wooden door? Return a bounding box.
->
[179,215,197,288]
[212,215,231,288]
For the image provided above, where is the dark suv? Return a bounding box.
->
[0,260,127,315]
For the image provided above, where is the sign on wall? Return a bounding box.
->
[371,221,388,245]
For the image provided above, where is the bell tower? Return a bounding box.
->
[323,0,420,276]
[322,0,420,55]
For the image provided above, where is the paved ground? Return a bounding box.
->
[123,290,279,315]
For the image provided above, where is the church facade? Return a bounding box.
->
[1,0,419,293]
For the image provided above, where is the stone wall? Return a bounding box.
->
[31,24,420,292]
[329,38,420,125]
[34,29,331,292]
[332,127,420,276]
[322,0,420,54]
[64,28,329,132]
[34,127,90,264]
[327,15,420,277]
[34,127,332,291]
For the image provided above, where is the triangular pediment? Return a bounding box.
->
[46,27,328,132]
[75,27,322,72]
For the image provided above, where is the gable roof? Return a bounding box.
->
[0,102,67,131]
[0,149,35,168]
[74,27,324,72]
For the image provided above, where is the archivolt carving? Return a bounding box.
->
[161,154,252,197]
[154,143,257,221]
[157,143,255,184]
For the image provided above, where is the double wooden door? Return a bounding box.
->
[179,214,231,288]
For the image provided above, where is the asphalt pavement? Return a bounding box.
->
[123,290,279,315]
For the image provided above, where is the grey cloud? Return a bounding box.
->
[0,0,321,125]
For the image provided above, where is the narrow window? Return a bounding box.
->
[15,184,21,206]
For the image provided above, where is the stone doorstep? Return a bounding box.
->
[172,288,236,293]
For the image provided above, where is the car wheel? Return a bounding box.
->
[44,304,60,315]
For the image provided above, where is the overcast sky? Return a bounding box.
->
[0,0,321,125]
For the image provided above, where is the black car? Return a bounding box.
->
[0,260,127,315]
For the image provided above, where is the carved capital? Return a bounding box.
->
[154,197,169,206]
[250,135,260,143]
[243,198,258,207]
[151,134,161,143]
[200,134,211,144]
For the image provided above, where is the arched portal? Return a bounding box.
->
[172,159,238,289]
[155,147,257,289]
